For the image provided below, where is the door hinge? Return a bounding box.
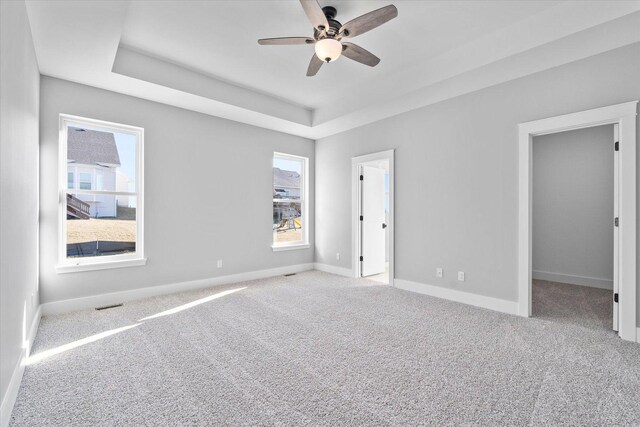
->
[359,256,363,262]
[614,141,619,151]
[614,293,619,303]
[614,217,619,227]
[360,174,363,181]
[359,215,363,221]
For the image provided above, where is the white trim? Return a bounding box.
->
[26,306,42,357]
[0,350,25,427]
[637,328,640,344]
[532,271,613,290]
[1,306,41,427]
[56,257,147,274]
[313,263,353,277]
[614,123,620,331]
[271,244,310,252]
[395,279,519,316]
[351,150,395,285]
[518,102,638,135]
[518,101,637,342]
[63,189,139,197]
[58,114,145,270]
[41,263,315,316]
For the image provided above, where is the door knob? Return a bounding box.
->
[382,223,387,229]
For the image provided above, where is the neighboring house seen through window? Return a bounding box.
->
[273,152,308,249]
[58,115,145,273]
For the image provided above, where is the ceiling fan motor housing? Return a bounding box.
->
[321,6,342,37]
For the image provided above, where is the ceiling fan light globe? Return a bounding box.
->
[315,38,342,63]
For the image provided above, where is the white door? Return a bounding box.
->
[613,124,619,331]
[361,165,386,276]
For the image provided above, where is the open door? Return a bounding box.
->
[361,165,386,276]
[613,123,619,332]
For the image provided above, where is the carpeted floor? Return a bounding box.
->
[10,272,640,426]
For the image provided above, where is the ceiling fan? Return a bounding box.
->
[258,0,398,76]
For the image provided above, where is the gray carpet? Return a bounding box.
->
[10,272,640,426]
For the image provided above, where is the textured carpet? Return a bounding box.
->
[10,272,640,426]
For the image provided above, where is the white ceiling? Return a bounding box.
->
[25,0,640,139]
[120,1,559,109]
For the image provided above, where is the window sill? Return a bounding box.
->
[272,244,310,252]
[56,258,147,274]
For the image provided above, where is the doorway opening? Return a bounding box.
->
[352,150,394,285]
[531,124,615,332]
[518,101,637,342]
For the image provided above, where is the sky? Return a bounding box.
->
[273,157,301,174]
[114,132,136,191]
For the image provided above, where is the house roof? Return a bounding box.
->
[273,168,300,188]
[67,127,121,166]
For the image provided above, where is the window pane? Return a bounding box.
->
[273,155,303,244]
[114,133,137,192]
[66,125,137,192]
[273,200,302,244]
[62,118,142,265]
[66,192,136,258]
[79,173,92,190]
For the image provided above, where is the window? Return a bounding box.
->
[273,152,308,250]
[79,173,92,190]
[57,114,145,273]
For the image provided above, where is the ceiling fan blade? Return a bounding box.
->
[258,37,315,45]
[306,54,324,77]
[340,5,398,38]
[341,42,380,67]
[299,0,330,31]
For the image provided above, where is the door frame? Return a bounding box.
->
[517,101,637,342]
[352,150,395,284]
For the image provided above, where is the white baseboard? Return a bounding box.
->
[1,305,41,427]
[0,349,25,427]
[41,263,315,316]
[637,327,640,344]
[314,263,353,277]
[394,279,519,316]
[532,270,613,289]
[25,305,41,358]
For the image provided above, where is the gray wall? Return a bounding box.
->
[532,125,614,289]
[0,0,40,408]
[315,43,640,316]
[39,77,314,304]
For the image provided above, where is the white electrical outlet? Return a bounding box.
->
[217,259,223,268]
[458,271,465,282]
[336,252,340,261]
[436,268,443,278]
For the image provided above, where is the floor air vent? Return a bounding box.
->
[95,303,123,311]
[283,273,296,277]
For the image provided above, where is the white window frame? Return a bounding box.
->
[56,114,146,273]
[272,152,309,251]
